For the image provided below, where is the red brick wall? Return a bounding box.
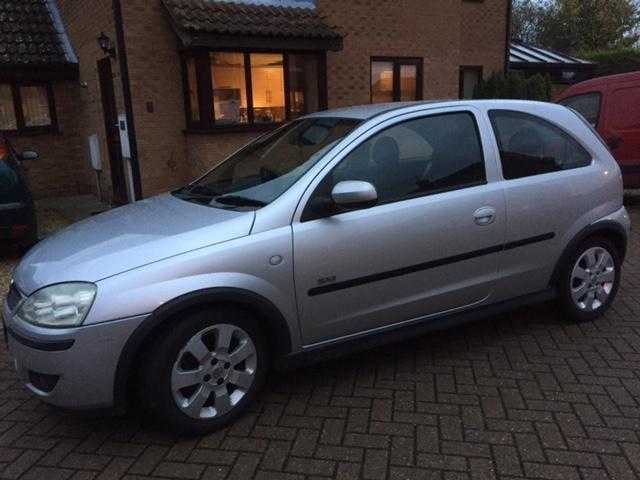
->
[8,82,86,199]
[57,0,124,202]
[460,0,509,74]
[121,1,191,197]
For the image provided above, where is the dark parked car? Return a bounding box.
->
[0,137,38,249]
[556,71,640,189]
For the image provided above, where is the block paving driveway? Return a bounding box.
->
[0,200,640,480]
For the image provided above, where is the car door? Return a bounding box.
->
[601,82,640,186]
[487,108,597,301]
[292,109,506,346]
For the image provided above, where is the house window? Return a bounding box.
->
[185,57,200,123]
[211,52,249,124]
[371,57,423,104]
[0,82,56,134]
[184,51,326,130]
[251,53,286,124]
[459,66,483,99]
[289,53,320,118]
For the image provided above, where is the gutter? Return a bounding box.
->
[112,0,143,200]
[45,0,79,65]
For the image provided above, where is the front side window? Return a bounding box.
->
[559,93,601,127]
[186,51,324,129]
[489,110,592,180]
[173,117,360,209]
[317,112,485,208]
[371,57,423,104]
[0,83,55,133]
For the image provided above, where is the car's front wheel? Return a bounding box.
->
[139,307,267,435]
[559,237,621,322]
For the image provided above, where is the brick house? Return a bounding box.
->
[1,0,511,204]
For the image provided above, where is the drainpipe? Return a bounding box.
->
[504,0,513,73]
[112,0,143,200]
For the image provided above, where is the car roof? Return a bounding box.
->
[560,71,640,97]
[306,99,562,120]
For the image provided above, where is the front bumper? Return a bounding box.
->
[2,300,146,409]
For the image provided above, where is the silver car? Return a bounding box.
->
[2,100,630,434]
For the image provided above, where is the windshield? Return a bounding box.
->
[174,117,361,209]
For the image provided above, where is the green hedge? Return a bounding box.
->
[473,72,553,101]
[580,48,640,76]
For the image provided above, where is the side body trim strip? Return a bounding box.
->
[308,232,555,297]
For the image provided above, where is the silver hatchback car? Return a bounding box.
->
[3,100,630,434]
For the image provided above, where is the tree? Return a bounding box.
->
[511,0,640,53]
[511,0,550,44]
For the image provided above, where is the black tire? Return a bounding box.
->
[559,236,621,323]
[138,306,268,435]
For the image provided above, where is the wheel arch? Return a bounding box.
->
[112,287,292,412]
[550,220,628,287]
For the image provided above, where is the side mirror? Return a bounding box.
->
[19,151,39,161]
[331,181,378,209]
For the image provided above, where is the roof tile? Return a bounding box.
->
[162,0,341,40]
[0,0,73,66]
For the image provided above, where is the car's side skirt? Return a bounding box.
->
[276,288,556,370]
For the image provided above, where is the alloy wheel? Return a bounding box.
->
[570,246,616,312]
[171,324,257,419]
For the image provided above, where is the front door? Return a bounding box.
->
[97,58,128,205]
[602,82,640,187]
[293,110,505,346]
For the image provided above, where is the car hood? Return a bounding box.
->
[13,194,255,295]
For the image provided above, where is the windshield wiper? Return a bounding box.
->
[215,195,267,208]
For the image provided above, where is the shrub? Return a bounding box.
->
[580,48,640,76]
[474,72,552,101]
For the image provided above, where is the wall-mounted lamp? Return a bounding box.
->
[97,32,116,58]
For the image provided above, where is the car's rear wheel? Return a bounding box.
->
[138,307,267,435]
[559,237,621,322]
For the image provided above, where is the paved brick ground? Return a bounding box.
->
[0,201,639,480]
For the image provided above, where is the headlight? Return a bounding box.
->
[15,283,97,328]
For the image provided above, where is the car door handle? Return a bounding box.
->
[474,207,496,226]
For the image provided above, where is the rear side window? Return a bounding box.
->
[489,110,592,180]
[558,93,601,127]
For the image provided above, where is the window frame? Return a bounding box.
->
[181,48,328,133]
[370,57,424,104]
[558,92,602,128]
[488,109,594,181]
[301,110,487,222]
[459,65,483,99]
[0,81,57,135]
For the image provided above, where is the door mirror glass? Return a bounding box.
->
[331,181,378,209]
[19,151,38,161]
